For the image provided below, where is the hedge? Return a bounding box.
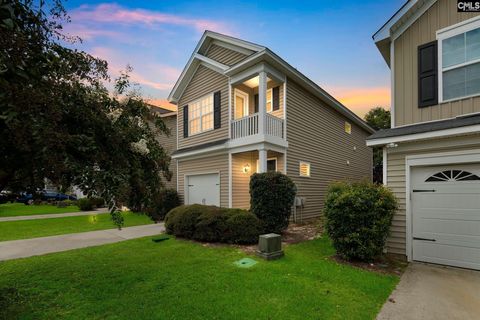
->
[165,205,264,244]
[250,172,297,233]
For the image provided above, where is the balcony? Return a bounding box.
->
[231,113,284,140]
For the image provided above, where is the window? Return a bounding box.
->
[189,94,213,135]
[266,89,273,112]
[256,158,277,173]
[299,161,310,177]
[344,121,352,134]
[439,18,480,101]
[425,170,480,182]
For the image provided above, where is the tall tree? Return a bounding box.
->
[364,107,391,183]
[0,0,171,226]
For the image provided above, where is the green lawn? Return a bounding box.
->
[0,212,153,241]
[0,237,398,319]
[0,203,82,217]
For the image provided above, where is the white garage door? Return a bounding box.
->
[186,173,220,206]
[412,164,480,270]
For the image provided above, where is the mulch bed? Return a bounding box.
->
[331,255,408,276]
[200,220,322,254]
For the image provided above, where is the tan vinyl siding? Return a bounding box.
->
[394,0,480,126]
[385,134,480,255]
[205,44,248,66]
[286,79,372,221]
[231,151,285,209]
[177,153,229,207]
[178,65,229,149]
[156,115,177,190]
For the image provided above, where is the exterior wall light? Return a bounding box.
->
[242,163,251,173]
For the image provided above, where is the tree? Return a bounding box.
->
[364,107,391,183]
[364,107,391,131]
[0,0,171,226]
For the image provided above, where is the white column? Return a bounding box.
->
[258,71,267,134]
[258,148,267,173]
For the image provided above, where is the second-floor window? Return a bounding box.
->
[189,94,214,135]
[440,19,480,102]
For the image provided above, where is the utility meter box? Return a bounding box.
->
[256,233,284,260]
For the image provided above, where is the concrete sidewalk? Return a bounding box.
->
[0,223,165,261]
[377,262,480,320]
[0,209,109,222]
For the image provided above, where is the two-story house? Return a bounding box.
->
[368,0,480,270]
[167,31,374,222]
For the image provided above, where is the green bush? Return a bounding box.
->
[56,199,76,208]
[250,172,297,233]
[224,210,264,244]
[165,205,263,244]
[146,189,180,221]
[77,198,94,211]
[90,197,105,208]
[324,181,398,261]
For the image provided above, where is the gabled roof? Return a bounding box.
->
[372,0,437,65]
[168,31,374,134]
[167,31,264,103]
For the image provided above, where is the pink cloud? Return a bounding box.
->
[70,3,233,34]
[90,47,179,93]
[323,85,391,118]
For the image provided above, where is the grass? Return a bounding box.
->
[0,236,398,319]
[0,203,82,217]
[0,212,153,241]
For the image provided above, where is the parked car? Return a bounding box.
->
[0,191,19,204]
[16,191,77,205]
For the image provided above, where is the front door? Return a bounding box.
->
[234,89,249,119]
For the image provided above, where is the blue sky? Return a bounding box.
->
[64,0,404,116]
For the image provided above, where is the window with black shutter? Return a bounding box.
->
[418,41,438,108]
[254,94,259,113]
[272,86,280,111]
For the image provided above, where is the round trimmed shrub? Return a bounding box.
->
[224,210,264,244]
[250,172,297,233]
[77,198,94,211]
[146,189,180,221]
[164,204,206,238]
[324,181,398,261]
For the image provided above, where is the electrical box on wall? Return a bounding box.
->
[294,197,305,207]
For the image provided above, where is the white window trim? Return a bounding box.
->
[299,161,311,177]
[188,93,214,136]
[266,88,273,113]
[437,15,480,104]
[256,157,277,173]
[234,89,249,119]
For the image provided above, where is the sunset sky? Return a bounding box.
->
[63,0,404,117]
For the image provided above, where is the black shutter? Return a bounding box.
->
[418,41,438,108]
[214,91,221,129]
[183,105,188,138]
[254,94,259,113]
[272,86,280,111]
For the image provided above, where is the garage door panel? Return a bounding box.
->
[187,173,220,206]
[412,164,480,270]
[414,241,480,270]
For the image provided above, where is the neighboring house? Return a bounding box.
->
[368,0,480,270]
[167,31,373,222]
[150,105,178,190]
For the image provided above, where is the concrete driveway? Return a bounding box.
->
[377,262,480,320]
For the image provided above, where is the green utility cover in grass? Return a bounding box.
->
[234,258,257,268]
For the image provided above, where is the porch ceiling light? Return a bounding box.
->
[242,163,251,173]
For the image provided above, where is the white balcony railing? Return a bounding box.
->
[231,113,284,140]
[265,113,284,138]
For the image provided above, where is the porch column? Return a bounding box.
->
[258,148,267,173]
[258,71,267,135]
